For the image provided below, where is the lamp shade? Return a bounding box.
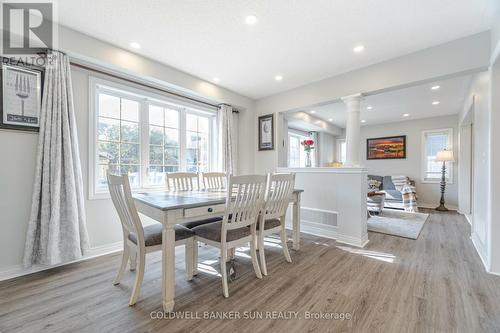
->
[436,149,455,162]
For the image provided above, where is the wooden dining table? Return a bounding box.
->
[133,189,303,312]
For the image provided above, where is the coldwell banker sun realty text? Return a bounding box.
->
[150,311,352,320]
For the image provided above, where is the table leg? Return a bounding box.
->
[292,193,301,251]
[162,216,176,312]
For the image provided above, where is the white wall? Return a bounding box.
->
[318,132,336,167]
[0,25,256,272]
[360,115,459,208]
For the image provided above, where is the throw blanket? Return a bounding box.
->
[391,175,409,192]
[401,184,419,212]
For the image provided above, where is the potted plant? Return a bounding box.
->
[301,139,314,167]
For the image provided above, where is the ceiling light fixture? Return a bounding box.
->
[213,77,220,83]
[431,85,440,90]
[310,110,316,114]
[328,118,333,122]
[353,45,365,53]
[129,42,141,49]
[432,101,440,105]
[245,15,257,25]
[367,106,373,110]
[361,119,366,123]
[403,113,410,117]
[274,75,283,81]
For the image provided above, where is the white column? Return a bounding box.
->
[341,93,363,167]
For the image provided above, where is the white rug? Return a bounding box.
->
[367,209,429,239]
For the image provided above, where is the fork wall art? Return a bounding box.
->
[1,62,44,132]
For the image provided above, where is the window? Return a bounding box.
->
[338,139,346,164]
[288,131,316,167]
[422,128,453,183]
[90,78,217,198]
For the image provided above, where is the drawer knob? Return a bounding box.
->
[207,207,213,212]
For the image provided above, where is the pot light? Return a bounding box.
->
[129,42,141,49]
[361,119,366,123]
[432,101,440,105]
[367,106,373,110]
[431,85,440,90]
[310,110,316,114]
[274,75,283,81]
[403,113,410,117]
[328,118,333,122]
[245,15,257,25]
[353,45,365,53]
[213,77,220,83]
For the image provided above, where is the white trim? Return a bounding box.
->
[490,39,500,67]
[421,128,454,184]
[0,241,123,282]
[277,167,367,174]
[471,232,490,273]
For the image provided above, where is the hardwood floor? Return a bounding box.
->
[1,210,500,332]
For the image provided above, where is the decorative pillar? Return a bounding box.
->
[341,93,363,167]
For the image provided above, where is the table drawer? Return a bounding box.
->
[184,204,226,218]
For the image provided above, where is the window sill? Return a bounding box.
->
[420,179,454,185]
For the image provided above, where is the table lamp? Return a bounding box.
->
[435,149,455,211]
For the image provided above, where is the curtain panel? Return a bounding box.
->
[218,104,236,175]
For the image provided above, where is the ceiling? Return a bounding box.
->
[295,74,473,128]
[54,0,496,99]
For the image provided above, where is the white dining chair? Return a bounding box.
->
[191,174,267,298]
[166,172,200,191]
[257,173,295,276]
[107,173,196,306]
[201,172,227,190]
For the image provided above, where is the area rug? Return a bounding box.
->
[367,209,429,239]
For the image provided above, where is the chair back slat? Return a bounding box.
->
[263,173,296,220]
[107,173,144,243]
[166,172,199,191]
[222,175,267,232]
[202,172,227,190]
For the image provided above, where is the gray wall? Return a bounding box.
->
[360,115,459,208]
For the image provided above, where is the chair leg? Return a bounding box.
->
[185,239,194,281]
[220,247,229,298]
[192,239,199,276]
[250,235,263,279]
[280,227,292,263]
[113,244,130,285]
[129,248,137,271]
[228,248,236,260]
[258,232,268,276]
[129,250,145,306]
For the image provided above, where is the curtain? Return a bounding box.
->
[218,104,236,175]
[23,51,89,267]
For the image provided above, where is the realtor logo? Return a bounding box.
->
[2,2,53,54]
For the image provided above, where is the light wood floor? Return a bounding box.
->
[1,210,500,333]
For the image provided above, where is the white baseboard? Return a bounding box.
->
[470,232,490,272]
[0,241,123,282]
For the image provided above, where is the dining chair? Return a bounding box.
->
[202,172,227,190]
[191,174,267,298]
[257,173,295,276]
[107,173,196,306]
[166,172,199,191]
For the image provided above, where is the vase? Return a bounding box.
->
[305,151,312,167]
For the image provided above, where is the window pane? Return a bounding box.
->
[149,145,163,165]
[120,143,140,164]
[149,126,163,145]
[97,164,119,191]
[148,166,165,186]
[198,117,209,133]
[121,120,139,143]
[121,99,139,122]
[121,165,140,187]
[99,93,120,118]
[186,164,198,172]
[186,149,198,165]
[164,165,179,173]
[186,113,198,131]
[98,117,120,141]
[165,147,179,165]
[98,141,119,164]
[165,109,179,128]
[149,105,163,126]
[186,131,200,149]
[165,128,179,146]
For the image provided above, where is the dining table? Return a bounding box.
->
[133,188,303,312]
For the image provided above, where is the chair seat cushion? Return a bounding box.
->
[128,223,194,247]
[258,218,281,230]
[182,216,223,229]
[192,221,250,242]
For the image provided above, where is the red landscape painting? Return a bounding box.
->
[367,136,406,159]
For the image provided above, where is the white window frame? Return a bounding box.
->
[287,129,316,167]
[336,138,346,164]
[421,128,453,184]
[89,77,218,199]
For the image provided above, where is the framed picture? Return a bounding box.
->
[258,114,274,151]
[0,60,44,132]
[367,135,406,160]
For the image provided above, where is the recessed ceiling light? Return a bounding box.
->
[367,106,373,110]
[129,42,141,49]
[432,101,440,105]
[310,110,316,114]
[328,118,333,122]
[275,75,283,81]
[403,113,410,117]
[245,15,257,25]
[431,85,440,90]
[353,45,365,53]
[213,77,220,83]
[361,119,366,123]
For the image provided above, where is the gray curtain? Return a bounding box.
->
[218,104,235,175]
[23,51,89,267]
